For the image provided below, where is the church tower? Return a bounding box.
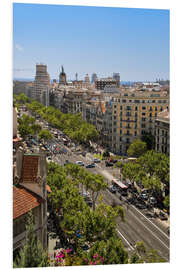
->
[59,65,67,85]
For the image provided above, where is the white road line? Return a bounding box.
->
[129,208,169,250]
[132,205,170,240]
[116,229,135,251]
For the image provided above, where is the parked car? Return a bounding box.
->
[86,163,95,168]
[105,161,114,167]
[149,196,157,205]
[93,158,101,163]
[76,161,84,166]
[140,192,149,200]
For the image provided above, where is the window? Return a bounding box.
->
[120,129,122,134]
[114,116,116,120]
[122,99,126,103]
[126,106,131,110]
[120,111,123,116]
[158,100,162,104]
[120,123,122,128]
[114,105,117,108]
[135,112,138,117]
[152,100,156,103]
[126,138,130,143]
[114,110,116,114]
[149,106,152,111]
[126,112,131,116]
[113,121,116,125]
[149,113,152,117]
[142,106,146,110]
[141,124,146,128]
[142,100,145,103]
[135,106,138,111]
[135,100,140,103]
[134,131,137,136]
[142,112,146,116]
[141,130,146,135]
[142,118,146,121]
[134,124,137,129]
[113,128,116,132]
[120,106,122,110]
[120,137,122,141]
[155,107,158,111]
[160,107,163,112]
[155,113,157,117]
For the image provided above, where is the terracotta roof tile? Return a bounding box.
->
[21,155,39,183]
[13,186,43,219]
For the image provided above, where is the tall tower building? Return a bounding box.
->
[33,64,50,103]
[59,66,67,85]
[75,73,78,81]
[84,74,90,83]
[113,73,120,87]
[91,73,98,83]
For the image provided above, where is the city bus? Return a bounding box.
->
[112,178,128,196]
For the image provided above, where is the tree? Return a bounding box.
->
[127,139,147,158]
[31,123,42,136]
[141,133,155,150]
[13,211,49,267]
[163,194,170,210]
[85,237,128,265]
[38,129,53,142]
[121,162,142,186]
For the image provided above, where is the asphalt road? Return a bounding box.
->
[48,138,170,261]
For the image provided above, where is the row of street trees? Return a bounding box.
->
[46,161,166,265]
[119,148,169,209]
[17,113,53,142]
[21,97,99,144]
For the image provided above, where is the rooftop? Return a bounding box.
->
[13,185,43,219]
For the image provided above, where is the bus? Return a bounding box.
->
[112,178,128,196]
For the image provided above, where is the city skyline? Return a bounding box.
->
[13,3,169,82]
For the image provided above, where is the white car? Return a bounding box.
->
[76,161,84,166]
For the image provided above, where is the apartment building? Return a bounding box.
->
[83,88,169,155]
[154,109,170,155]
[95,78,118,90]
[103,89,169,155]
[13,147,48,257]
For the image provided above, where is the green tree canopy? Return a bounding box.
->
[38,129,53,142]
[127,139,147,158]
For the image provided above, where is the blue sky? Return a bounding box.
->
[13,3,169,81]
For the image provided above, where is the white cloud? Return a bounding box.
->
[15,44,24,51]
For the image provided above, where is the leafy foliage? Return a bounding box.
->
[13,211,49,268]
[127,139,147,158]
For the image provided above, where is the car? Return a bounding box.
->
[86,163,95,168]
[149,196,157,205]
[93,158,101,163]
[108,185,116,194]
[105,161,114,167]
[76,161,84,166]
[136,203,147,209]
[140,192,149,200]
